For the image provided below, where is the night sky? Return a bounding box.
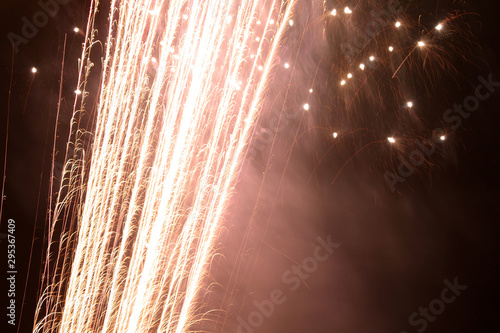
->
[1,1,500,333]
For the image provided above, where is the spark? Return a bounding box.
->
[148,7,160,15]
[32,1,468,332]
[34,1,300,332]
[436,23,443,31]
[31,67,37,73]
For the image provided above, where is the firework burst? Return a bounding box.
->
[34,0,298,332]
[30,0,476,332]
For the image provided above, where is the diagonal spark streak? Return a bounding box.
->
[34,0,297,332]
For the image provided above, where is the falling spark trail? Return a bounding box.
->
[34,0,297,332]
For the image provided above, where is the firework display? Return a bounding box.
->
[33,0,298,332]
[0,0,488,332]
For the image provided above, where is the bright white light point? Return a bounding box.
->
[407,101,413,108]
[331,9,337,16]
[395,21,401,28]
[389,46,394,52]
[31,67,37,73]
[333,132,338,138]
[436,24,443,31]
[309,88,313,93]
[182,14,188,20]
[231,79,241,90]
[284,63,290,69]
[344,7,352,14]
[289,20,294,26]
[258,65,263,71]
[75,89,82,95]
[257,20,261,25]
[440,135,446,141]
[74,27,79,33]
[270,19,275,24]
[149,7,160,15]
[369,56,375,61]
[250,54,255,59]
[418,41,425,47]
[347,73,353,79]
[360,64,365,70]
[340,80,346,86]
[388,137,396,143]
[255,37,260,42]
[151,57,157,63]
[303,103,310,111]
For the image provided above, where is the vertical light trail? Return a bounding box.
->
[34,0,298,332]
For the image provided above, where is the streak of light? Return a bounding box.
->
[34,0,298,332]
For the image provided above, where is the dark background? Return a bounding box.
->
[1,1,499,332]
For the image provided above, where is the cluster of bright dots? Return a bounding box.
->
[386,20,444,144]
[27,13,448,146]
[384,98,448,143]
[327,7,448,143]
[331,6,353,16]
